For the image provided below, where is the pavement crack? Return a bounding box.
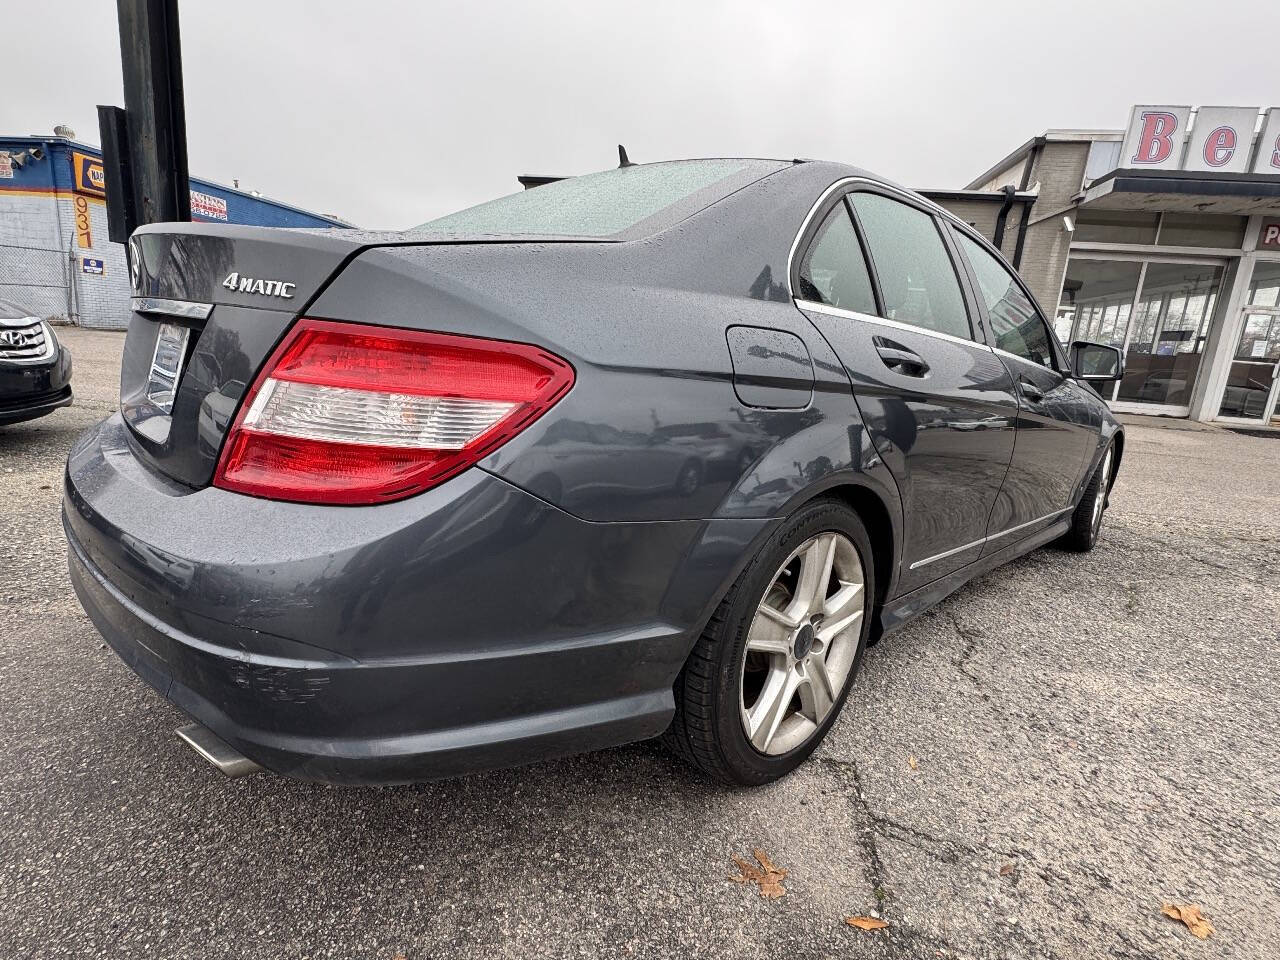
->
[950,610,985,689]
[818,755,1075,880]
[818,754,1072,959]
[846,758,891,895]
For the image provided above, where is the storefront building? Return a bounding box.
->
[926,105,1280,426]
[0,131,350,330]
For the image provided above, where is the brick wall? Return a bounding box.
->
[1013,142,1088,314]
[1009,212,1074,315]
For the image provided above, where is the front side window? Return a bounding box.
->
[849,193,971,341]
[796,205,876,314]
[957,232,1055,368]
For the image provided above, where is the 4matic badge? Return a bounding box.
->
[221,272,296,299]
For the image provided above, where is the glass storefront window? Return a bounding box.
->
[1071,211,1247,248]
[1117,262,1224,406]
[1059,258,1226,408]
[1052,309,1074,345]
[1218,261,1280,421]
[1073,211,1159,244]
[1158,213,1247,249]
[1129,297,1160,351]
[1248,261,1280,307]
[1058,259,1143,349]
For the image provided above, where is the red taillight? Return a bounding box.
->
[213,319,574,505]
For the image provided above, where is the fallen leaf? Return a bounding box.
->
[999,862,1016,877]
[845,915,890,931]
[730,849,788,898]
[908,755,918,771]
[1161,903,1214,939]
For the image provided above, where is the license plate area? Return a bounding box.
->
[145,323,192,415]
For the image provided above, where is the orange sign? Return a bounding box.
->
[72,152,106,196]
[74,195,93,248]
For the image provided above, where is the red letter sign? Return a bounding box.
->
[1202,126,1236,167]
[1254,110,1280,173]
[1132,112,1179,164]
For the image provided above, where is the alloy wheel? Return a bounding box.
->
[739,531,866,756]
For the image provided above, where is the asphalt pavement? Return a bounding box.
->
[2,326,1277,959]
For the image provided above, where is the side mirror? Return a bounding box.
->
[1070,341,1124,383]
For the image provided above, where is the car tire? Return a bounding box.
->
[1057,442,1114,553]
[665,499,876,786]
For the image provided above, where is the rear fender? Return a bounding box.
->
[661,467,904,672]
[672,410,905,653]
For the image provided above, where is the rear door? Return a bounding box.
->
[949,227,1097,548]
[794,186,1019,594]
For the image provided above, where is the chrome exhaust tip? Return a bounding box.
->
[175,724,262,778]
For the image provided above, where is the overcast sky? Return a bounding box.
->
[4,0,1276,228]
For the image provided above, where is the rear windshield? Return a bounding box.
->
[415,159,788,239]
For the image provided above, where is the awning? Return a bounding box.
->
[1080,169,1280,214]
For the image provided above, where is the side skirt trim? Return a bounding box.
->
[908,507,1070,571]
[874,517,1071,639]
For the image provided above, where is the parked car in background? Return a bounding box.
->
[63,158,1124,788]
[0,301,71,426]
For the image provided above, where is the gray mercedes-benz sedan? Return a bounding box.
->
[64,157,1124,786]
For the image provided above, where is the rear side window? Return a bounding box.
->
[956,232,1056,368]
[849,193,972,341]
[797,205,876,314]
[415,159,787,239]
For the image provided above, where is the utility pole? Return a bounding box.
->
[98,0,190,242]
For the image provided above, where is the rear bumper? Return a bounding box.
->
[64,415,766,783]
[0,346,73,424]
[68,533,672,782]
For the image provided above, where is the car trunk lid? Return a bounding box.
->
[120,224,373,488]
[119,223,609,489]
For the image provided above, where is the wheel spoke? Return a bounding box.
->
[745,666,798,752]
[786,534,836,621]
[819,581,864,641]
[1093,449,1112,528]
[746,604,794,656]
[798,658,834,724]
[756,599,799,630]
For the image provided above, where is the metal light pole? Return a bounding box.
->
[98,0,190,242]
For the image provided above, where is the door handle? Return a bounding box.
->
[874,337,929,377]
[1018,377,1044,403]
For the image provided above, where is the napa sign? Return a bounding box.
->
[1119,106,1280,175]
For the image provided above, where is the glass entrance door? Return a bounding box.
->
[1218,260,1280,422]
[1218,309,1280,421]
[1115,262,1224,409]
